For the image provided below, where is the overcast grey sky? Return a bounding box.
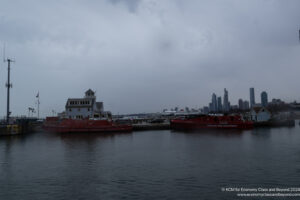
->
[0,0,300,116]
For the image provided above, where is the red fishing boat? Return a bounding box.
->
[43,117,132,133]
[171,114,253,130]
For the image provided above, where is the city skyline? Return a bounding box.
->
[204,87,270,113]
[163,87,290,114]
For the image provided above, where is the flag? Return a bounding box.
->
[36,92,39,98]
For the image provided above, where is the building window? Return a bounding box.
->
[78,108,80,111]
[69,108,72,112]
[88,108,90,111]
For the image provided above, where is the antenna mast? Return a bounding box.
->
[36,92,40,119]
[3,45,14,123]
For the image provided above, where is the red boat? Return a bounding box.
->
[171,115,253,130]
[43,117,132,133]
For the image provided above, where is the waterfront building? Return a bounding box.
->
[243,101,250,110]
[217,96,222,112]
[191,108,198,112]
[209,103,213,112]
[271,98,284,105]
[250,107,271,122]
[211,93,217,112]
[223,88,229,112]
[65,89,105,119]
[231,105,238,110]
[250,87,255,108]
[162,110,177,115]
[238,99,244,110]
[185,107,190,113]
[261,91,268,107]
[203,106,209,114]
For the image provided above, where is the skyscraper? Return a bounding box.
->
[223,88,229,112]
[209,103,213,112]
[238,99,244,110]
[203,106,209,114]
[250,87,255,108]
[211,93,217,112]
[243,100,250,110]
[217,96,222,112]
[261,91,268,107]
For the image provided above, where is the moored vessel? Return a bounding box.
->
[170,114,253,130]
[0,118,39,136]
[43,89,132,133]
[43,117,132,133]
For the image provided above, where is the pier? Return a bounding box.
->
[132,122,170,131]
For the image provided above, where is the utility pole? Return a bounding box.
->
[5,58,13,123]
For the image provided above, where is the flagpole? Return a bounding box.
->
[36,92,40,119]
[38,95,39,119]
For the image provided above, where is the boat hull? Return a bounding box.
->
[171,115,253,130]
[43,118,132,133]
[0,118,38,136]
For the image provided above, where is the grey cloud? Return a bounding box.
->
[108,0,141,12]
[0,0,299,116]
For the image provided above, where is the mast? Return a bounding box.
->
[3,45,14,123]
[5,58,13,123]
[37,92,40,119]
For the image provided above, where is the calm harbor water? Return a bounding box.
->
[1,123,300,199]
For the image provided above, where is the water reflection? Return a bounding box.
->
[59,131,133,141]
[171,129,243,138]
[1,127,300,199]
[251,127,272,138]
